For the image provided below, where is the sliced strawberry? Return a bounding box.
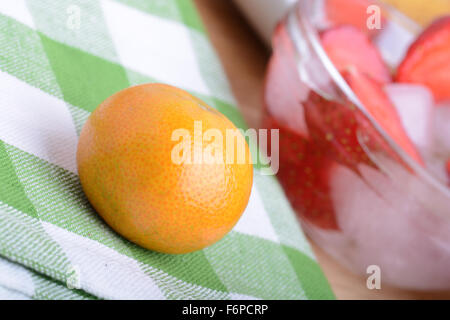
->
[446,159,450,183]
[345,70,424,165]
[304,92,374,169]
[321,26,391,84]
[264,116,338,230]
[396,16,450,102]
[325,0,385,37]
[278,159,338,230]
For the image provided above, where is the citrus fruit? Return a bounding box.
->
[77,83,253,254]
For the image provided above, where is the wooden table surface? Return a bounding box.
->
[194,0,450,300]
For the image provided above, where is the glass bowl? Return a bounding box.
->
[263,0,450,290]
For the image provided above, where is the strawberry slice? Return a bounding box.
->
[325,0,385,37]
[304,92,374,169]
[446,159,450,183]
[321,26,391,84]
[264,116,338,230]
[345,70,424,165]
[396,16,450,102]
[303,70,423,168]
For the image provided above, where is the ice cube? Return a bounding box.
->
[328,163,450,289]
[373,19,419,68]
[432,101,450,158]
[265,45,310,137]
[422,152,450,185]
[424,102,450,183]
[384,83,434,151]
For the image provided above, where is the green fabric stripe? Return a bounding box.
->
[253,173,315,258]
[0,141,38,218]
[0,255,97,300]
[0,200,71,284]
[6,144,132,253]
[67,103,90,136]
[128,248,228,294]
[204,232,307,300]
[39,33,130,112]
[174,0,205,33]
[186,29,236,106]
[0,11,108,136]
[0,14,62,99]
[198,95,248,130]
[282,245,335,300]
[137,262,229,300]
[26,0,120,64]
[31,272,96,300]
[0,13,81,136]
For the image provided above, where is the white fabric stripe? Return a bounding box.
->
[0,71,79,174]
[0,285,32,300]
[0,0,35,28]
[101,0,210,96]
[253,174,316,260]
[41,221,231,300]
[0,257,35,298]
[233,182,279,243]
[229,292,259,300]
[42,221,165,300]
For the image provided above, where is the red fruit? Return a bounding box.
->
[396,16,450,102]
[304,92,374,169]
[326,0,384,37]
[345,70,424,165]
[446,160,450,183]
[264,116,338,230]
[321,26,391,84]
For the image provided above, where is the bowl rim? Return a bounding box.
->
[284,0,450,199]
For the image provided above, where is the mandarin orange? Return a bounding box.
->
[77,83,253,254]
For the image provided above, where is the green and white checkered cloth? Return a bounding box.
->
[0,0,334,300]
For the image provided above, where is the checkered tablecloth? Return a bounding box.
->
[0,0,333,300]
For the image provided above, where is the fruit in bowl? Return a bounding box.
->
[263,0,450,289]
